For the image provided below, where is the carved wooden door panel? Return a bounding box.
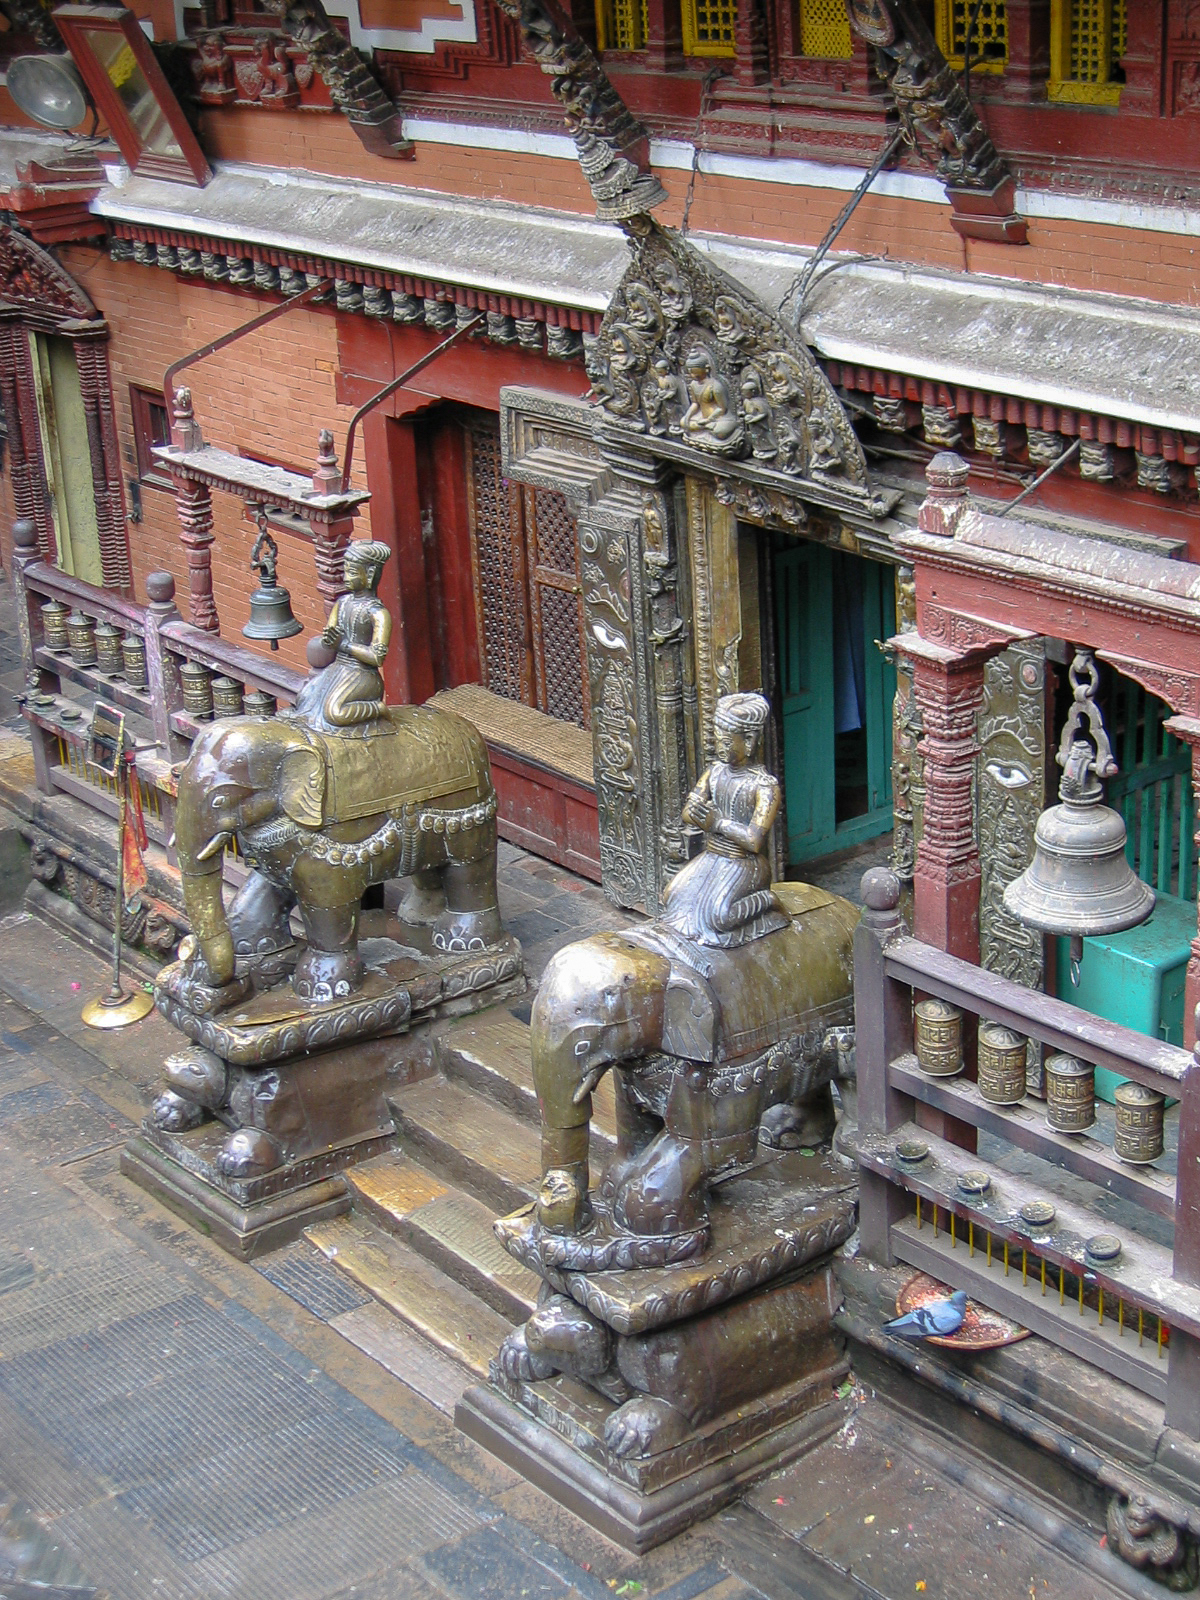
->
[464,415,589,731]
[465,417,534,707]
[525,486,590,730]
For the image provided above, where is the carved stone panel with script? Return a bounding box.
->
[977,638,1046,990]
[589,219,887,524]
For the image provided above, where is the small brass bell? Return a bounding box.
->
[243,521,302,651]
[1004,650,1154,982]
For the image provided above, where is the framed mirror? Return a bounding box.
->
[53,5,212,185]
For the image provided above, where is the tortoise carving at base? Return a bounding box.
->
[122,542,523,1256]
[457,694,861,1552]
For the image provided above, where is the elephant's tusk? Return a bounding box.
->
[195,830,234,863]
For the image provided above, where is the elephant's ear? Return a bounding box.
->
[280,747,325,828]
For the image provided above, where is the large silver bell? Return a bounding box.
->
[243,524,302,651]
[1004,651,1154,972]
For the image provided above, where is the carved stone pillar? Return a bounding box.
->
[902,635,989,963]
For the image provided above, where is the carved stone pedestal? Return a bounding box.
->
[457,1154,857,1551]
[123,932,525,1258]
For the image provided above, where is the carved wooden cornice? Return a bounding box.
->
[846,0,1026,245]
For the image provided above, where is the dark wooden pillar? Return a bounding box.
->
[362,410,436,705]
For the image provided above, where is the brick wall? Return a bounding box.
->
[197,108,1200,308]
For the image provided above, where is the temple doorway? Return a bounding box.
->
[773,540,896,867]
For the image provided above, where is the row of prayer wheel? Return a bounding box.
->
[43,600,148,688]
[914,999,1165,1165]
[179,661,275,722]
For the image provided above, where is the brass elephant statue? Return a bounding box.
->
[174,702,504,1006]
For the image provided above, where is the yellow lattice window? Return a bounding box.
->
[681,0,736,56]
[798,0,852,58]
[1049,0,1125,104]
[595,0,649,51]
[934,0,1008,72]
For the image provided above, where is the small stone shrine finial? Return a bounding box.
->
[918,450,971,538]
[171,387,204,452]
[312,428,341,495]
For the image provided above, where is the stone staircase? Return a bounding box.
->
[307,1004,578,1380]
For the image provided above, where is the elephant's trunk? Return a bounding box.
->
[180,866,236,987]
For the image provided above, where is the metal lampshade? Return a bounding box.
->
[243,524,302,650]
[1004,651,1154,965]
[7,54,90,131]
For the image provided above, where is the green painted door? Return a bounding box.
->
[775,542,896,865]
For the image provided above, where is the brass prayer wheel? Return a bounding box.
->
[1044,1052,1095,1134]
[914,999,963,1077]
[977,1023,1027,1105]
[94,621,124,676]
[180,660,214,720]
[243,688,277,718]
[211,676,244,718]
[41,599,70,652]
[1113,1080,1165,1165]
[66,610,97,667]
[121,633,147,689]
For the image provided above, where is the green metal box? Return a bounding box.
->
[1053,891,1194,1101]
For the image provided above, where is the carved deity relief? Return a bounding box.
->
[589,220,874,512]
[978,639,1046,990]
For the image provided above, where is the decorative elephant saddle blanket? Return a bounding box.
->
[310,706,489,824]
[624,881,855,1063]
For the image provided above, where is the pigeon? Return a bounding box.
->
[882,1289,968,1341]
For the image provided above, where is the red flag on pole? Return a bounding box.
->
[122,755,149,903]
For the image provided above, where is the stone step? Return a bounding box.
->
[306,1212,513,1379]
[347,1151,540,1322]
[387,1076,544,1216]
[437,1007,618,1146]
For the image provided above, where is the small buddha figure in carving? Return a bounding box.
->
[294,540,392,730]
[680,350,744,454]
[642,357,687,436]
[661,692,788,948]
[740,366,777,460]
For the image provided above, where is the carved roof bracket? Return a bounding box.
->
[493,0,667,221]
[258,0,412,158]
[847,0,1027,245]
[588,217,896,525]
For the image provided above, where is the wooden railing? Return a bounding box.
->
[854,868,1200,1440]
[10,522,304,848]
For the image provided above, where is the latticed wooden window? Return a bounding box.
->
[595,0,649,50]
[682,0,735,57]
[464,417,590,731]
[1049,0,1125,104]
[798,0,852,59]
[934,0,1008,71]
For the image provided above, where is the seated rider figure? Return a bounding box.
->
[294,540,392,731]
[661,691,788,948]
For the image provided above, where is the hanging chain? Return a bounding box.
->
[681,64,729,238]
[779,122,908,326]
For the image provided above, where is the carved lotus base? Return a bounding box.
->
[461,1153,857,1549]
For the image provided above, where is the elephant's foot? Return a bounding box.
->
[151,1088,207,1133]
[604,1396,690,1460]
[612,1131,707,1240]
[497,1324,555,1384]
[432,905,505,954]
[536,1165,589,1235]
[164,1045,227,1112]
[292,945,363,1004]
[172,938,253,1015]
[216,1128,284,1178]
[525,1294,612,1379]
[759,1085,837,1151]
